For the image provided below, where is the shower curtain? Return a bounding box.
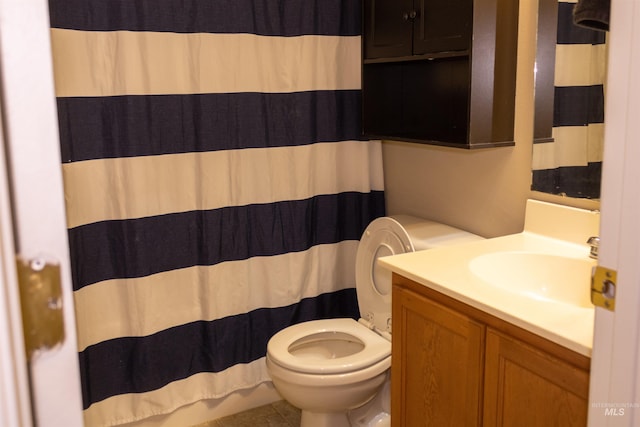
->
[48,1,385,426]
[531,0,606,198]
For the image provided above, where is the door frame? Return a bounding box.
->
[0,0,84,425]
[0,105,32,427]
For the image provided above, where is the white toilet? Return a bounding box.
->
[266,215,483,427]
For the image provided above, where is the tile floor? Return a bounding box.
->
[193,400,301,427]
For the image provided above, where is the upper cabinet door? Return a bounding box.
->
[413,0,473,54]
[364,0,414,59]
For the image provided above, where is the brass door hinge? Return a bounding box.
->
[16,256,65,360]
[591,266,617,311]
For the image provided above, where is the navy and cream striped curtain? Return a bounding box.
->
[531,0,606,198]
[48,1,385,425]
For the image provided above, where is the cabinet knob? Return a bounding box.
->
[402,10,418,21]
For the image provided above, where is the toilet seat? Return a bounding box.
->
[355,217,414,334]
[267,318,390,375]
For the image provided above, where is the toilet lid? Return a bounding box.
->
[355,217,414,334]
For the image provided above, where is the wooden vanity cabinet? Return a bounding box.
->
[392,274,590,427]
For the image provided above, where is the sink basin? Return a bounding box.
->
[469,251,596,308]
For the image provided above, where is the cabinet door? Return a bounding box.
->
[392,287,484,427]
[483,329,589,427]
[413,0,472,54]
[364,0,414,59]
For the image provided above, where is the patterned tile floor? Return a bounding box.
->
[194,400,301,427]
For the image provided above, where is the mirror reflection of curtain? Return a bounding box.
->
[531,0,606,198]
[48,1,385,426]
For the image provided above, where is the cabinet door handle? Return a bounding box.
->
[402,10,418,21]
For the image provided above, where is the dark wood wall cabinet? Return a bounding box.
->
[362,0,520,149]
[392,275,590,426]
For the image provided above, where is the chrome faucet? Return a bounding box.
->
[587,236,600,259]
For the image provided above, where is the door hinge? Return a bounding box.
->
[16,256,65,360]
[591,265,617,311]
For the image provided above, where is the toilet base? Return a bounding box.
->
[348,374,391,427]
[301,410,350,427]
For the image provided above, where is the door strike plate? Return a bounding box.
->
[591,266,617,311]
[16,256,65,360]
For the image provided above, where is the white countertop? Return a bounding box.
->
[378,231,596,357]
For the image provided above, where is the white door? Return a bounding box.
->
[588,0,640,425]
[0,0,84,426]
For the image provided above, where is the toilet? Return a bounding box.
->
[266,215,483,427]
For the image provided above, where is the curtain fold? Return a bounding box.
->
[49,1,385,425]
[531,0,606,199]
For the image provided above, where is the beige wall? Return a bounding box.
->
[381,1,598,238]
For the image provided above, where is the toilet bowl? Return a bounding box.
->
[266,215,483,427]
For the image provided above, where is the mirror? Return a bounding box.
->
[531,0,607,199]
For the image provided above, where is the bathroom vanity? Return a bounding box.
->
[379,200,599,426]
[392,275,589,426]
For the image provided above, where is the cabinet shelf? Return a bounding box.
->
[364,132,514,149]
[363,50,470,65]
